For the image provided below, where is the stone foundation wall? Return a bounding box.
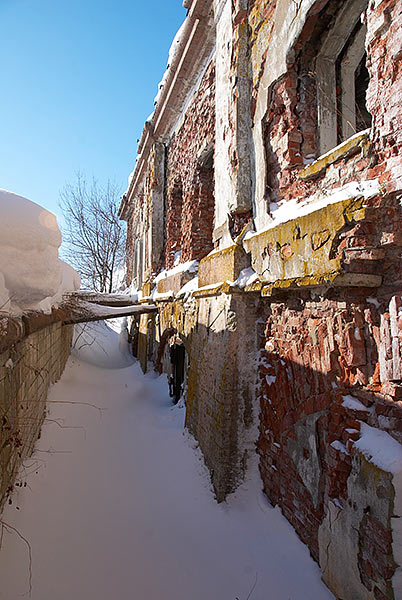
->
[136,291,258,501]
[0,320,73,512]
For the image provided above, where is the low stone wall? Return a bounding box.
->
[0,319,73,511]
[133,291,259,501]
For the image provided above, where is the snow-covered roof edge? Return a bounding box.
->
[119,0,215,220]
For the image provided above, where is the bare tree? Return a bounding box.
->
[59,173,125,293]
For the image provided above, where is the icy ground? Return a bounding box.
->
[0,321,333,600]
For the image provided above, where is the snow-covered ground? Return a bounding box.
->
[0,321,333,600]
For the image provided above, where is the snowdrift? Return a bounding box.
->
[0,189,80,314]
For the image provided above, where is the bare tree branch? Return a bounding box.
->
[59,173,126,293]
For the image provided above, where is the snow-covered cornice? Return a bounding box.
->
[119,0,215,221]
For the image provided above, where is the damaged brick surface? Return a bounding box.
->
[165,62,216,268]
[120,1,402,598]
[257,291,402,597]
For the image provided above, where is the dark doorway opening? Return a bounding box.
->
[169,343,186,404]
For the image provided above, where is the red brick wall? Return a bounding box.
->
[261,0,402,208]
[366,0,402,193]
[257,291,401,575]
[254,1,402,594]
[164,62,216,268]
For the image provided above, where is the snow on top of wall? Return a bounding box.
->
[342,395,372,413]
[154,260,199,283]
[154,19,186,106]
[0,189,80,315]
[233,267,259,289]
[145,111,155,124]
[244,179,381,241]
[354,423,402,476]
[330,440,349,455]
[177,276,199,300]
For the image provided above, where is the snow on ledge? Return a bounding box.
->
[354,423,402,476]
[233,267,259,289]
[342,395,372,413]
[244,179,381,242]
[154,260,198,283]
[177,276,199,300]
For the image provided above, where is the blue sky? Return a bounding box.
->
[0,0,186,220]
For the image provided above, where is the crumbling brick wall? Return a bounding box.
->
[258,0,402,208]
[164,61,216,268]
[251,0,402,596]
[257,286,401,598]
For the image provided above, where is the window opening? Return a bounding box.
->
[315,0,369,154]
[354,55,371,132]
[336,18,371,142]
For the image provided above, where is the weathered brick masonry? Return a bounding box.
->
[0,313,73,511]
[120,0,402,597]
[165,62,216,267]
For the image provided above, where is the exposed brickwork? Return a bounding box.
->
[256,289,402,579]
[366,0,402,193]
[260,0,402,210]
[358,514,395,596]
[165,61,216,268]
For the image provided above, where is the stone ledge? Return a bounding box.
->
[153,291,175,303]
[152,271,382,303]
[260,272,382,296]
[298,130,370,180]
[198,243,250,287]
[157,271,195,294]
[192,282,226,298]
[243,196,380,286]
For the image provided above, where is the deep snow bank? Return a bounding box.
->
[71,319,135,369]
[0,189,80,314]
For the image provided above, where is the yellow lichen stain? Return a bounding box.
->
[198,244,248,287]
[260,271,382,296]
[242,195,375,285]
[358,454,394,514]
[298,131,370,180]
[344,196,366,223]
[141,281,152,297]
[244,279,263,293]
[311,230,331,251]
[248,2,276,89]
[193,283,225,298]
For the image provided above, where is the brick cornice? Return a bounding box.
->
[119,0,215,221]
